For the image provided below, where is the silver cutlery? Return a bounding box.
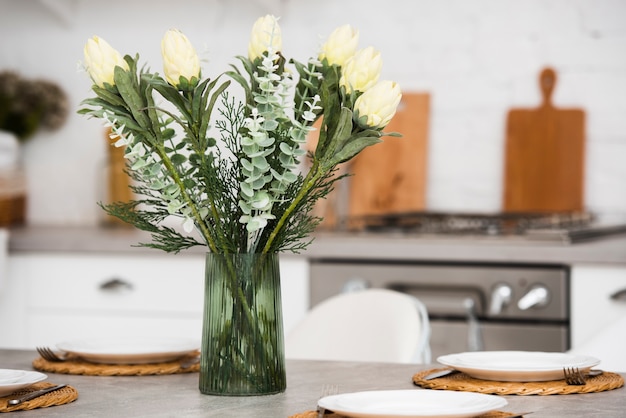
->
[423,368,461,380]
[36,346,69,362]
[8,384,67,406]
[563,367,586,385]
[563,367,603,385]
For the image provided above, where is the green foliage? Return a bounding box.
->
[100,200,202,253]
[79,50,392,255]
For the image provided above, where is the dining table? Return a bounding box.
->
[0,349,624,417]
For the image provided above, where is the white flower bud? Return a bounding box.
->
[248,15,282,61]
[83,36,129,88]
[161,29,201,88]
[339,46,382,94]
[354,80,402,129]
[319,24,359,67]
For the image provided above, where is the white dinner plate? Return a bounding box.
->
[0,370,47,397]
[437,351,601,382]
[56,337,200,364]
[0,369,29,384]
[318,389,507,418]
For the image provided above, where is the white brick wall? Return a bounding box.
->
[1,0,625,224]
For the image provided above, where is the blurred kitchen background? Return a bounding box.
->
[1,0,626,367]
[0,0,625,224]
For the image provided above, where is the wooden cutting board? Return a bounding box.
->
[503,68,586,213]
[103,128,134,227]
[348,92,430,217]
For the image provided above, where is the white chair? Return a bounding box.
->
[0,229,7,293]
[567,314,626,372]
[285,288,431,364]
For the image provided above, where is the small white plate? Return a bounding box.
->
[0,370,47,397]
[437,351,601,382]
[56,337,200,364]
[318,389,507,418]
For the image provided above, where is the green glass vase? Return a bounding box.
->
[199,253,286,395]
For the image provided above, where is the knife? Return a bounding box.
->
[8,384,67,406]
[423,368,461,380]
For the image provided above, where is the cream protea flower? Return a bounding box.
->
[161,29,201,89]
[248,15,282,61]
[83,36,129,88]
[319,24,359,67]
[339,46,382,93]
[353,80,402,129]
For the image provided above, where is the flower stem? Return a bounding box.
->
[154,144,218,253]
[261,161,324,254]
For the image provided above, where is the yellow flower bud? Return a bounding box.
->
[339,46,382,94]
[83,36,129,88]
[318,24,359,67]
[248,15,282,61]
[161,29,201,88]
[354,80,402,129]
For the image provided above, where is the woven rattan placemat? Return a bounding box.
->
[413,368,624,395]
[32,355,199,376]
[290,410,523,418]
[0,382,78,413]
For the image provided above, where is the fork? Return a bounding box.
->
[316,384,338,417]
[36,346,69,362]
[563,367,586,385]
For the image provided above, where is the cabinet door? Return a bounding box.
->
[571,264,626,347]
[25,253,205,314]
[14,253,205,348]
[1,252,309,349]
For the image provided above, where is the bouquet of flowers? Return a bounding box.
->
[80,15,401,255]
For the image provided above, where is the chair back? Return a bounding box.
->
[285,288,431,364]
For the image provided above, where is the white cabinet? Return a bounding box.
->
[0,252,309,349]
[570,264,626,371]
[570,264,626,347]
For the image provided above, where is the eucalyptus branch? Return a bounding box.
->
[291,59,323,125]
[152,144,218,252]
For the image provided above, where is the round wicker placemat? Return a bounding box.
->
[413,368,625,396]
[0,382,78,413]
[32,355,199,376]
[289,410,521,418]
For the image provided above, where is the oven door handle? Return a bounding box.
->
[464,298,484,352]
[610,288,626,302]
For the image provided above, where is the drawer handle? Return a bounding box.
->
[99,278,134,292]
[610,288,626,302]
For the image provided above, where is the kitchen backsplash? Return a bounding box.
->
[1,0,625,226]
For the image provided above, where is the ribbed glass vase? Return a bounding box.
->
[199,253,286,396]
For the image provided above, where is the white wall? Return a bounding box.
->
[1,0,625,225]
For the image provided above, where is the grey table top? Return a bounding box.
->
[1,349,625,417]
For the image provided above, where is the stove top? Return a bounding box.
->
[343,211,626,243]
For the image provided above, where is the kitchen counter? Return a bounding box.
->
[307,231,626,265]
[7,226,626,265]
[1,349,625,417]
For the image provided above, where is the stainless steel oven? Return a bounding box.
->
[309,259,569,360]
